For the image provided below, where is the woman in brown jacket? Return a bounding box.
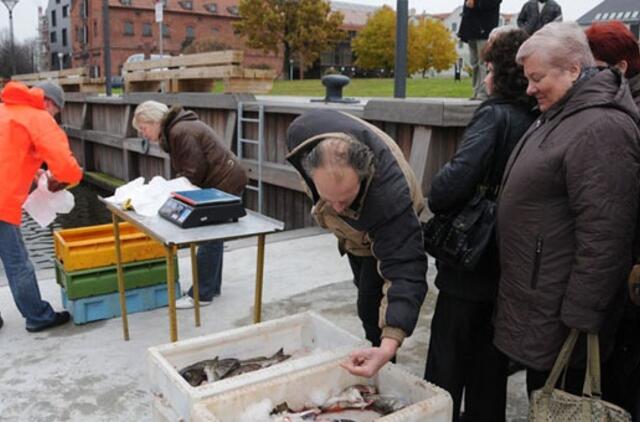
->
[496,22,640,396]
[133,101,247,309]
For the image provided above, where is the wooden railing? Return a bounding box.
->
[62,92,477,230]
[123,50,276,94]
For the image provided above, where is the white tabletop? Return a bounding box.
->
[100,198,285,247]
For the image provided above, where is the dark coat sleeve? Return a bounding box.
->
[429,104,500,214]
[517,2,531,30]
[168,125,208,186]
[475,0,501,11]
[370,203,428,338]
[561,115,640,333]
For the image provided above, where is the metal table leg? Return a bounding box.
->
[113,214,129,341]
[166,244,178,342]
[190,244,201,327]
[253,234,265,323]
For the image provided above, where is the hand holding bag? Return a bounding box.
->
[529,329,631,422]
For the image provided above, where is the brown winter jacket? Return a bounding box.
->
[495,69,640,371]
[160,106,247,195]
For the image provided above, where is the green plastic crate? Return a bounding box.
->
[55,257,179,300]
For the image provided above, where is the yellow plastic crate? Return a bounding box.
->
[53,222,166,272]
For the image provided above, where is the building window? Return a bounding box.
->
[119,0,132,5]
[227,5,238,16]
[83,24,89,44]
[50,31,57,43]
[595,13,602,20]
[633,11,640,19]
[211,26,219,33]
[62,28,67,47]
[124,21,134,36]
[186,26,195,39]
[458,40,463,49]
[451,22,457,32]
[162,25,170,38]
[617,12,624,19]
[602,12,609,20]
[179,0,192,10]
[204,2,217,13]
[51,10,57,27]
[624,11,632,19]
[62,5,68,17]
[94,20,98,36]
[143,23,152,37]
[82,0,89,18]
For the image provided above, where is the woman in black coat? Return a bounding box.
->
[424,28,537,422]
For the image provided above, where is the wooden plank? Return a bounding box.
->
[224,111,236,150]
[408,126,433,196]
[224,78,273,94]
[59,67,87,77]
[123,50,243,72]
[125,65,242,82]
[242,159,303,192]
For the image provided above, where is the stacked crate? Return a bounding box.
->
[54,222,181,324]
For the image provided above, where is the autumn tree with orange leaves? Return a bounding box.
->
[234,0,344,80]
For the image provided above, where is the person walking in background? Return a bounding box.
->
[495,22,640,398]
[425,28,536,422]
[286,109,428,378]
[457,0,502,100]
[517,0,562,35]
[585,20,640,418]
[0,81,83,332]
[132,101,248,310]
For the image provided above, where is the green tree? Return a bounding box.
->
[352,6,397,74]
[234,0,344,80]
[411,18,457,77]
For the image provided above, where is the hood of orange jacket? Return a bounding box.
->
[0,81,82,225]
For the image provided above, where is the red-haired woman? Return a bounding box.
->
[586,20,640,418]
[586,21,640,108]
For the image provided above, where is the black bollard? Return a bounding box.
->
[311,74,359,104]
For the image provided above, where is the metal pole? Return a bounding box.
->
[102,0,112,95]
[159,22,163,56]
[8,9,15,75]
[394,0,408,98]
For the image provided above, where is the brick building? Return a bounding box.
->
[70,0,282,79]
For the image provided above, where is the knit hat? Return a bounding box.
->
[36,81,65,110]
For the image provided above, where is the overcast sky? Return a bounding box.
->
[0,0,605,42]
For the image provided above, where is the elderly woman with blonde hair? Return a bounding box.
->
[132,100,247,309]
[495,22,640,397]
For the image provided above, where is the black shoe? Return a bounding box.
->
[26,311,70,333]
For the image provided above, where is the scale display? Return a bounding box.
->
[158,188,246,228]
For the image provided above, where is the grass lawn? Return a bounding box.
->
[113,76,472,98]
[267,77,474,98]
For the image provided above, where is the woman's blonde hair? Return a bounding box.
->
[132,100,169,130]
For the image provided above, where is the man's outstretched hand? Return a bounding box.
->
[341,338,399,378]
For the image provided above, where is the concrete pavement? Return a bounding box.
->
[0,229,528,421]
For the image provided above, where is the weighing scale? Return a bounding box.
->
[158,188,246,228]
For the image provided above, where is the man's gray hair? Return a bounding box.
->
[516,22,595,70]
[302,135,374,180]
[132,100,169,130]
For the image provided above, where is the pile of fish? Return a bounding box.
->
[270,384,408,422]
[179,348,291,387]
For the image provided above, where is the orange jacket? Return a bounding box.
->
[0,81,82,225]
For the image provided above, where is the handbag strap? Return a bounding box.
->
[542,329,602,398]
[542,329,579,394]
[583,333,602,398]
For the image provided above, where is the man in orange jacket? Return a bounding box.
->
[0,81,82,332]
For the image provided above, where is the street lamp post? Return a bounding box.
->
[2,0,19,76]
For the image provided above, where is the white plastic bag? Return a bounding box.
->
[23,172,75,228]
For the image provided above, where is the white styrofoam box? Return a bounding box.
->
[147,311,367,421]
[191,359,453,422]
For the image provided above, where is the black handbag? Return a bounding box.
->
[422,187,496,271]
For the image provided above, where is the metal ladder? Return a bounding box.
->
[237,102,265,214]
